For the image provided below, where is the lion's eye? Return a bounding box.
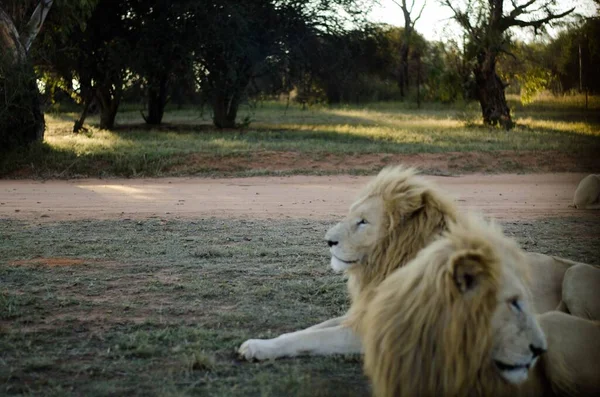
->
[357,219,367,226]
[510,298,522,312]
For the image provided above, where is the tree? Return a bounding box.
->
[190,1,280,128]
[440,0,575,129]
[495,41,557,103]
[544,17,600,95]
[0,1,53,150]
[129,0,195,125]
[190,0,369,128]
[392,0,426,98]
[37,0,135,131]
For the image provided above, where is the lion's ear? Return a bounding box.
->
[451,251,491,294]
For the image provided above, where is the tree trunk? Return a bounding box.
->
[99,104,119,130]
[212,90,239,129]
[398,43,409,98]
[96,85,122,130]
[0,6,45,149]
[26,72,45,141]
[474,55,513,129]
[73,91,94,133]
[143,74,169,125]
[416,54,421,109]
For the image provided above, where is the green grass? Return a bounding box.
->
[0,216,599,396]
[1,95,599,178]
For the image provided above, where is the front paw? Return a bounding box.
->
[238,338,278,361]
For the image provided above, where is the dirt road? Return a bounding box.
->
[0,173,594,221]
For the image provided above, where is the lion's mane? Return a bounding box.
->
[361,216,526,397]
[345,166,459,327]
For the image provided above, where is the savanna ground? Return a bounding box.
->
[1,94,599,178]
[1,215,599,396]
[1,95,600,396]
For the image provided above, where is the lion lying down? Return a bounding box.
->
[361,215,600,397]
[573,174,600,210]
[239,166,598,361]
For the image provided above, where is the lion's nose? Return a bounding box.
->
[327,240,338,247]
[529,344,546,358]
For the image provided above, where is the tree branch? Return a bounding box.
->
[508,0,537,19]
[0,6,26,62]
[441,0,474,34]
[413,1,426,24]
[507,7,575,30]
[20,0,54,53]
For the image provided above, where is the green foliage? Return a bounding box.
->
[35,0,138,130]
[192,0,290,127]
[0,58,44,151]
[127,0,197,125]
[423,40,473,103]
[516,67,554,104]
[545,17,600,94]
[292,24,438,105]
[21,0,594,135]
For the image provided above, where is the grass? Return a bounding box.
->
[0,216,599,396]
[1,94,599,178]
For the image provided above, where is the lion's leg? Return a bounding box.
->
[238,325,361,361]
[562,264,600,321]
[526,253,575,314]
[304,315,347,330]
[582,203,600,210]
[538,312,600,396]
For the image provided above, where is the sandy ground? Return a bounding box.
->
[0,173,595,222]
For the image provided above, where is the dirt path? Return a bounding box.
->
[0,173,595,222]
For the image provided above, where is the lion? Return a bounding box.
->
[573,174,600,209]
[238,166,457,360]
[361,215,600,397]
[238,166,597,361]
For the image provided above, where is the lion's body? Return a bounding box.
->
[361,216,600,397]
[238,166,599,361]
[526,253,590,314]
[537,312,600,396]
[573,174,600,210]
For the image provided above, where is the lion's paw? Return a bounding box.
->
[238,339,278,361]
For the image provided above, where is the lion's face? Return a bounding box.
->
[491,255,547,385]
[324,196,386,272]
[324,166,455,279]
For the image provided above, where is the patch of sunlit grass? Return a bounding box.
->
[509,92,600,110]
[516,118,599,136]
[2,98,597,178]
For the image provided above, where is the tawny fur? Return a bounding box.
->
[360,216,581,397]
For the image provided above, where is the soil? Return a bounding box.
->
[8,257,90,266]
[1,173,597,222]
[167,150,599,175]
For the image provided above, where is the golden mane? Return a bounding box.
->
[361,216,523,397]
[345,166,459,327]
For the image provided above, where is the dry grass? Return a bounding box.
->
[1,216,599,396]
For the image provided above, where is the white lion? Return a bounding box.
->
[573,174,600,209]
[238,166,598,361]
[361,215,600,397]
